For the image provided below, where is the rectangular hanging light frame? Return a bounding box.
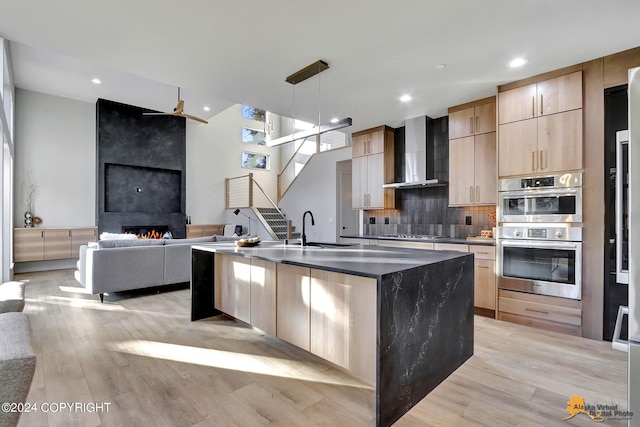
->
[267,118,352,146]
[285,60,329,85]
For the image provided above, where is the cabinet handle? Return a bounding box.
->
[41,231,44,238]
[540,94,543,115]
[476,186,480,202]
[525,308,549,315]
[475,116,479,133]
[539,150,545,170]
[68,230,71,237]
[532,96,535,117]
[469,117,473,134]
[531,151,538,171]
[478,266,489,269]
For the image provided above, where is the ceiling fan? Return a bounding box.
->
[143,87,208,124]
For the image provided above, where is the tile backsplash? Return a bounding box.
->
[362,116,496,238]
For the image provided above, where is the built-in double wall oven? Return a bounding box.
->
[497,173,583,300]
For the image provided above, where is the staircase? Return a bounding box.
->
[254,207,299,240]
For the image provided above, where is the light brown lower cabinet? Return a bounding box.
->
[186,224,225,238]
[215,255,377,386]
[310,270,377,385]
[250,258,277,336]
[214,254,252,324]
[14,227,97,262]
[276,264,311,351]
[498,289,582,336]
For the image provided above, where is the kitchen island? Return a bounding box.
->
[191,242,473,427]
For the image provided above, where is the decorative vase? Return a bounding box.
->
[24,212,33,228]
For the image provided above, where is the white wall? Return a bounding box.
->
[278,146,352,243]
[186,104,280,226]
[14,92,282,235]
[14,89,95,227]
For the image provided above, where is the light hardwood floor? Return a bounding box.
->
[15,269,627,426]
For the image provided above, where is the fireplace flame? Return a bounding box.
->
[124,229,165,239]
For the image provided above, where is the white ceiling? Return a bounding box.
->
[2,0,640,133]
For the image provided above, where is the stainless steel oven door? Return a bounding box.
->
[498,239,582,299]
[499,187,582,222]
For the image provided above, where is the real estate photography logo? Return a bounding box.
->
[562,395,633,423]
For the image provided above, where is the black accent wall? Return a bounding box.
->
[97,99,187,238]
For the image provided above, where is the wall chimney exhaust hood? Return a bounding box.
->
[382,116,447,189]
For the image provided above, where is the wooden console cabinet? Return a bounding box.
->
[186,224,225,238]
[14,227,97,262]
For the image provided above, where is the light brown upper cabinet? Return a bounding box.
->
[448,98,497,206]
[352,128,385,157]
[449,102,496,139]
[498,71,583,177]
[498,71,583,124]
[352,126,395,210]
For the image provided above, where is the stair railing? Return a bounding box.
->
[226,173,292,239]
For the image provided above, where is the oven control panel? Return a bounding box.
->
[498,226,581,242]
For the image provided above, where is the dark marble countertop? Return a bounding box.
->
[191,241,470,278]
[340,234,495,246]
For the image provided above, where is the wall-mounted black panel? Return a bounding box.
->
[105,163,182,213]
[97,99,187,238]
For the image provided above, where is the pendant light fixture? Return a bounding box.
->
[267,60,352,147]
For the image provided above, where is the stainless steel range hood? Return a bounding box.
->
[382,116,447,189]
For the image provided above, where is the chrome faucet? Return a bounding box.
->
[301,210,315,246]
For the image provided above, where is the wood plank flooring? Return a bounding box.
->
[14,269,628,426]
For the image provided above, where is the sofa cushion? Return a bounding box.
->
[0,312,36,427]
[0,282,25,313]
[163,236,215,245]
[97,239,165,249]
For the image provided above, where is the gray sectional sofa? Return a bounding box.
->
[75,235,239,302]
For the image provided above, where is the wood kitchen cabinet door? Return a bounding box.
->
[449,136,475,205]
[276,264,311,351]
[537,71,582,117]
[474,132,497,205]
[498,119,538,177]
[351,156,368,209]
[351,134,368,158]
[250,259,276,336]
[537,109,583,173]
[474,102,497,135]
[366,152,385,208]
[214,253,251,324]
[44,228,72,260]
[310,269,376,386]
[498,84,537,124]
[448,107,475,139]
[474,258,496,311]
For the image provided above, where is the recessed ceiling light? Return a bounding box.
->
[91,78,101,85]
[435,64,446,70]
[509,58,527,68]
[399,94,412,102]
[203,106,210,112]
[330,118,339,124]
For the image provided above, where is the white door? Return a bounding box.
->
[339,168,358,241]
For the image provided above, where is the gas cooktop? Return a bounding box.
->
[383,234,450,240]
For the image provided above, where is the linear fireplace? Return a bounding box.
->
[122,225,169,239]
